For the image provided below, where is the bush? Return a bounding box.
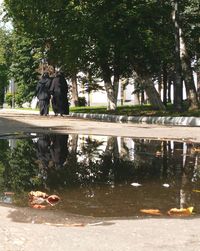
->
[78,97,87,106]
[5,92,13,107]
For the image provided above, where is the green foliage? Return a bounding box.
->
[0,139,9,191]
[9,33,40,105]
[2,0,200,111]
[0,28,10,106]
[4,139,39,192]
[78,97,87,107]
[5,92,12,107]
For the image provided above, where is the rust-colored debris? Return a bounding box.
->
[167,207,194,216]
[29,190,61,209]
[140,209,162,216]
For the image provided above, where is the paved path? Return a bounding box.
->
[0,108,200,251]
[0,109,200,142]
[1,205,200,251]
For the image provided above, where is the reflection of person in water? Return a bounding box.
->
[36,134,69,189]
[36,134,52,184]
[50,134,69,169]
[36,135,51,169]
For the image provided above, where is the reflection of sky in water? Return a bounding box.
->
[0,133,200,217]
[0,195,13,204]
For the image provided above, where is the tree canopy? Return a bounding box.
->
[1,0,200,110]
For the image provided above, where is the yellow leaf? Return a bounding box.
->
[167,207,194,216]
[192,190,200,193]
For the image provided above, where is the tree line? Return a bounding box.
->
[0,0,200,111]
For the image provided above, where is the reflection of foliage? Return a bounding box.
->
[0,139,9,191]
[1,134,200,197]
[3,140,39,192]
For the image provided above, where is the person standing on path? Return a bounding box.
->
[50,71,69,116]
[35,72,52,116]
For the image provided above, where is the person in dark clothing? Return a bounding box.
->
[35,72,52,116]
[50,71,69,116]
[50,134,69,169]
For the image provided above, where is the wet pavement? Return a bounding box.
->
[0,108,200,251]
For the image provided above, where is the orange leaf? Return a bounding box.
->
[167,207,194,216]
[140,209,162,216]
[47,195,60,206]
[192,190,200,193]
[31,204,47,209]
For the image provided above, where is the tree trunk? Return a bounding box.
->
[71,73,79,107]
[104,74,119,111]
[142,76,166,110]
[172,0,183,111]
[180,29,199,110]
[197,70,200,101]
[162,65,168,106]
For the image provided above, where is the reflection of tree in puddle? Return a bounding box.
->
[0,134,200,215]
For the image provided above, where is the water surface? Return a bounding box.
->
[0,132,200,218]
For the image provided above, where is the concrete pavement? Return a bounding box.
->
[0,108,200,142]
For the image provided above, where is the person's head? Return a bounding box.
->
[42,72,49,78]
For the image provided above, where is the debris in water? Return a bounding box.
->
[131,182,142,187]
[46,195,60,206]
[192,189,200,193]
[140,209,162,216]
[28,191,60,209]
[162,184,170,188]
[167,207,194,216]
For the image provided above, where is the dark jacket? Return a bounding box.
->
[50,74,69,115]
[35,77,51,100]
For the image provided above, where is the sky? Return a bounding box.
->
[0,0,13,30]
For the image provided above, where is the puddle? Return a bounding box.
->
[0,132,200,218]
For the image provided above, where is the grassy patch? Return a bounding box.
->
[70,104,200,117]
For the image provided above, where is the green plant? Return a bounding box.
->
[78,97,87,107]
[5,92,13,107]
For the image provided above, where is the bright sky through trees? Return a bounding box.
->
[0,0,12,29]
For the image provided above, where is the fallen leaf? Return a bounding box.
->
[46,195,60,206]
[191,148,200,153]
[44,223,85,227]
[140,209,162,216]
[192,190,200,193]
[31,204,47,209]
[4,192,15,195]
[167,207,194,216]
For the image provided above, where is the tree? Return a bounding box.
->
[3,0,200,111]
[8,32,40,106]
[0,28,10,107]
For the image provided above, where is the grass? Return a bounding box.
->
[70,104,200,117]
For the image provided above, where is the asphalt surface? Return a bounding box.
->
[0,108,200,251]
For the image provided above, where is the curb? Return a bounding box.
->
[69,112,200,127]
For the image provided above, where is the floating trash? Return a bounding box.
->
[29,191,61,209]
[29,191,48,198]
[131,183,142,187]
[46,195,60,206]
[162,184,170,188]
